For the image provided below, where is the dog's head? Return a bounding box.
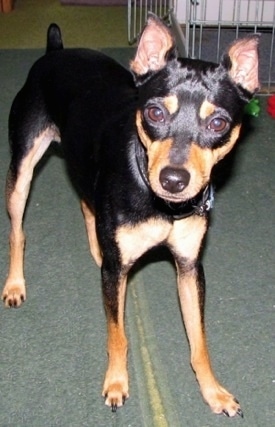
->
[131,15,259,202]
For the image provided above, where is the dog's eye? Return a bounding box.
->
[147,107,165,123]
[208,117,227,132]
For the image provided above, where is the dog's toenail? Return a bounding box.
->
[111,403,117,412]
[237,408,244,418]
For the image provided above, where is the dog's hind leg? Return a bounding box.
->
[2,98,59,307]
[81,200,102,267]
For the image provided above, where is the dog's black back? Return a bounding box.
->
[11,46,137,201]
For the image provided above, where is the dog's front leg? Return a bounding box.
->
[176,260,242,417]
[101,261,129,411]
[169,216,242,417]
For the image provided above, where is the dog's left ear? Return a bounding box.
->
[130,14,175,76]
[222,35,260,93]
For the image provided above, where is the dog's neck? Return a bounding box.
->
[135,141,214,220]
[168,184,214,220]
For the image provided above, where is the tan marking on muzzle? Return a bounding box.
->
[213,125,241,162]
[136,110,174,194]
[147,139,173,171]
[185,124,241,196]
[136,110,153,149]
[147,138,174,195]
[188,144,214,183]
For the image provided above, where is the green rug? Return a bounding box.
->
[0,0,128,49]
[60,1,127,5]
[0,48,274,427]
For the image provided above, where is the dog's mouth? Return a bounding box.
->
[153,184,214,219]
[151,187,203,205]
[153,190,190,203]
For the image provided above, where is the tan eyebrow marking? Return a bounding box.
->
[199,100,216,119]
[163,95,179,115]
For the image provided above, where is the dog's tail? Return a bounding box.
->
[46,23,64,54]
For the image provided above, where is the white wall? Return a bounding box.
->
[175,0,186,24]
[176,0,275,25]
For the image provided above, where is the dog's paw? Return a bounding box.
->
[203,384,243,417]
[102,373,129,411]
[2,281,26,308]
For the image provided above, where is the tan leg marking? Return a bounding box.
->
[102,275,129,409]
[2,128,59,307]
[169,216,241,416]
[177,266,241,416]
[103,218,172,409]
[2,168,27,307]
[81,200,102,267]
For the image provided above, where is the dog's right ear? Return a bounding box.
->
[130,14,175,77]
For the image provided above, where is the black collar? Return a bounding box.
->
[166,184,214,220]
[135,142,214,220]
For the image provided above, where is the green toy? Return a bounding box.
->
[244,98,260,117]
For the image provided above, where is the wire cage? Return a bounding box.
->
[128,0,176,44]
[127,0,186,57]
[128,0,275,93]
[185,0,275,94]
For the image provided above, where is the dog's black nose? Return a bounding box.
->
[159,167,190,193]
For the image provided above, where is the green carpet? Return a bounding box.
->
[0,48,274,427]
[0,0,128,49]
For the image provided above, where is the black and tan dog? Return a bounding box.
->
[2,15,259,417]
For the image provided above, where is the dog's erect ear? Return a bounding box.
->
[130,14,175,76]
[222,35,260,93]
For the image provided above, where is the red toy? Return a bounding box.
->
[267,95,275,118]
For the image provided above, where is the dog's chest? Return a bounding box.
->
[115,215,206,267]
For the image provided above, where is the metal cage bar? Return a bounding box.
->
[128,0,174,44]
[127,0,186,57]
